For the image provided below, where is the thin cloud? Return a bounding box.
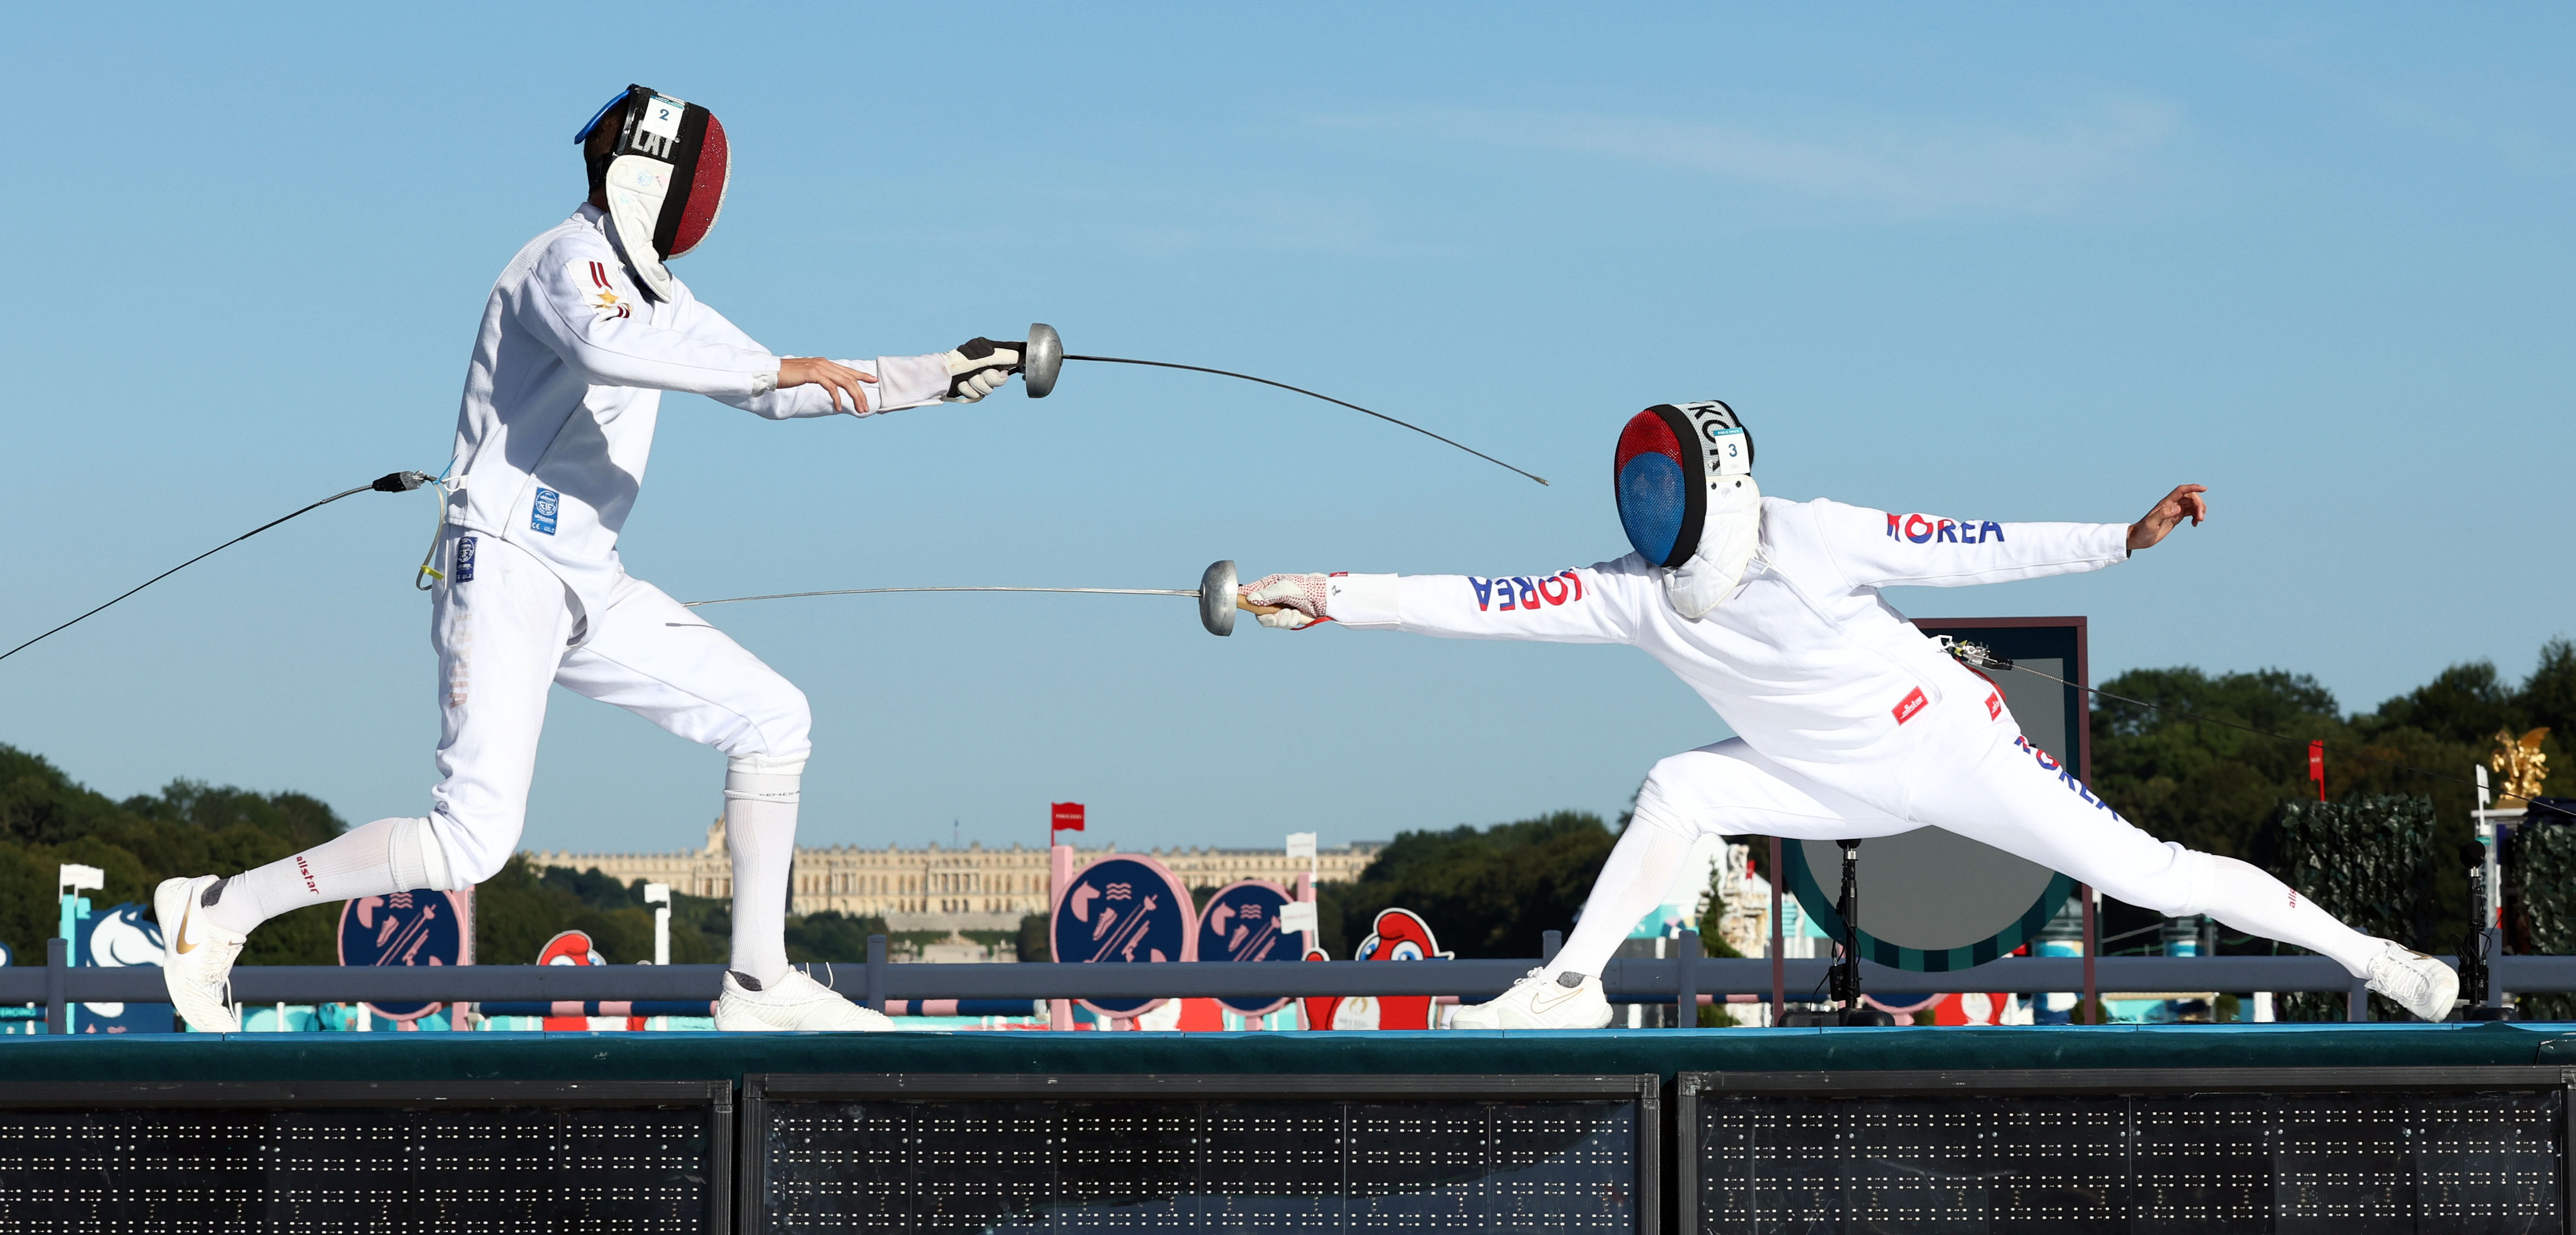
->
[840,185,1438,259]
[1320,100,2192,219]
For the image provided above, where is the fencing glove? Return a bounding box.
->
[943,337,1024,402]
[1240,572,1331,630]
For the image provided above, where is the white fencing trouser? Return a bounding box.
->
[427,531,811,978]
[1546,690,2382,981]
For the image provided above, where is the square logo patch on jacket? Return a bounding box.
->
[531,488,560,535]
[1892,687,1929,725]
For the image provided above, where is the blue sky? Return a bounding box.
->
[2,6,2568,858]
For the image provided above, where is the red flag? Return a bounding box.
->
[2307,740,2325,802]
[1050,802,1086,831]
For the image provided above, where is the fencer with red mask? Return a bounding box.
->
[155,85,1030,1033]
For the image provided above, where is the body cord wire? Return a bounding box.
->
[1,473,432,665]
[1065,354,1549,487]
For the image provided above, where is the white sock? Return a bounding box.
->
[1546,802,1696,981]
[2202,856,2383,977]
[199,816,451,936]
[724,754,805,986]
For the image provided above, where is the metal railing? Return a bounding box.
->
[12,932,2575,1031]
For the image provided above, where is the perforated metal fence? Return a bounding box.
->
[743,1075,1659,1234]
[1680,1068,2567,1234]
[0,1081,730,1232]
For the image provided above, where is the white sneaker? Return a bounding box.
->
[1450,968,1613,1030]
[2366,941,2461,1023]
[715,968,895,1031]
[155,876,244,1033]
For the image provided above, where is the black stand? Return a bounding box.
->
[1785,839,1897,1027]
[1830,840,1864,1010]
[2459,840,2511,1021]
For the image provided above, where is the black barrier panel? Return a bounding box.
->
[0,1081,730,1234]
[747,1074,1657,1234]
[1679,1069,2565,1234]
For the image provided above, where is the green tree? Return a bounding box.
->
[2363,662,2519,745]
[2343,651,2572,950]
[2088,646,2576,954]
[1318,811,1618,959]
[0,748,348,965]
[2519,639,2576,742]
[783,910,895,962]
[2089,666,2346,862]
[475,856,735,966]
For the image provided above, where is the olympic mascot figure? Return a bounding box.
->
[155,84,1032,1032]
[1238,399,2459,1028]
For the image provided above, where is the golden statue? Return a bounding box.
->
[2490,726,2551,805]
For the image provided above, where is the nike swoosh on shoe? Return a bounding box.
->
[175,900,202,954]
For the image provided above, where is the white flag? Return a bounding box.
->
[1285,832,1318,860]
[1280,901,1319,936]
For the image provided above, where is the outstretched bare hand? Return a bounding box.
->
[777,357,878,414]
[2127,484,2208,551]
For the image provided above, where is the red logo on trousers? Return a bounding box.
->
[1893,687,1928,724]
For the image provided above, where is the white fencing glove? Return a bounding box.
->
[943,337,1024,402]
[1240,572,1331,630]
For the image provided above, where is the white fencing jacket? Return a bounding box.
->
[1325,496,2131,812]
[444,205,950,617]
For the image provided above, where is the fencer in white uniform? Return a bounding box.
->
[156,84,1032,1033]
[1240,399,2460,1026]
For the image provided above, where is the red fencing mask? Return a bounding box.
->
[578,84,730,302]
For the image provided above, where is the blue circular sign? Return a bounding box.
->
[1193,879,1298,1017]
[338,891,468,1021]
[1051,855,1194,1017]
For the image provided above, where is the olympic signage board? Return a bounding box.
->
[1193,879,1298,1017]
[1050,854,1196,1017]
[338,889,473,1021]
[1783,617,2087,971]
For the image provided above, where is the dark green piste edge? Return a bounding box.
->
[3,1023,2570,1086]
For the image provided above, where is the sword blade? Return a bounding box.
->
[683,586,1198,609]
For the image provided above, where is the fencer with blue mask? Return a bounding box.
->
[1239,400,2459,1026]
[1613,399,1761,619]
[153,85,1036,1034]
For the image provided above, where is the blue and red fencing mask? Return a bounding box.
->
[1613,401,1760,618]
